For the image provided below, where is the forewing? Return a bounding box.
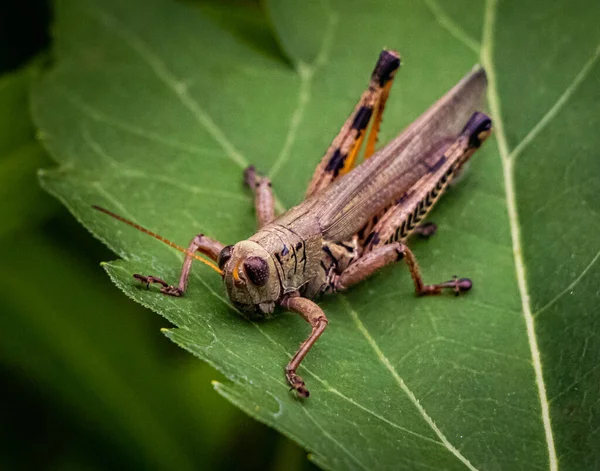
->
[316,67,487,242]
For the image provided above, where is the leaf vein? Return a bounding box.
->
[85,4,249,168]
[56,86,221,158]
[81,124,247,201]
[509,43,600,161]
[480,1,558,469]
[422,0,481,54]
[342,297,480,471]
[269,12,338,179]
[549,361,600,405]
[533,249,600,318]
[302,407,370,471]
[252,323,443,444]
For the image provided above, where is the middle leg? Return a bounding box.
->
[280,295,329,398]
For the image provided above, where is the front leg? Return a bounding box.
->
[244,165,276,228]
[135,234,225,296]
[91,206,225,296]
[334,242,472,296]
[280,295,329,398]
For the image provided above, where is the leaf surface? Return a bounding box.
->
[0,65,58,235]
[0,64,223,471]
[33,0,600,469]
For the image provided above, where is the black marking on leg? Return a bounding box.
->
[322,245,338,264]
[373,50,401,86]
[461,112,492,148]
[357,225,367,240]
[324,149,348,177]
[338,242,354,251]
[400,220,407,238]
[395,248,405,261]
[351,106,373,131]
[412,205,422,226]
[295,241,302,250]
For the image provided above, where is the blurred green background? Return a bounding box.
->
[0,1,316,470]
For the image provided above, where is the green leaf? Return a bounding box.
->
[0,65,58,235]
[32,0,600,469]
[0,65,194,471]
[0,63,287,471]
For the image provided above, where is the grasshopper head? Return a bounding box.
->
[219,240,281,316]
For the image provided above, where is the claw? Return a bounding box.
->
[133,274,182,296]
[416,222,437,238]
[286,371,310,398]
[160,286,184,297]
[441,275,472,295]
[453,276,472,294]
[420,275,473,296]
[133,274,169,289]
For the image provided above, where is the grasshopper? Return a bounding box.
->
[94,50,492,398]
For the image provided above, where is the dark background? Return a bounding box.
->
[0,1,316,470]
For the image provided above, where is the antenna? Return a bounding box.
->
[92,205,223,275]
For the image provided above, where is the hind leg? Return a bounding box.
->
[306,49,401,197]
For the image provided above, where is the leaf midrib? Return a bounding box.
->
[480,0,557,469]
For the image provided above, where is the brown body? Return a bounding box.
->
[224,64,489,312]
[94,50,492,398]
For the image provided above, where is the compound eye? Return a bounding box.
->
[217,245,234,270]
[243,256,270,287]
